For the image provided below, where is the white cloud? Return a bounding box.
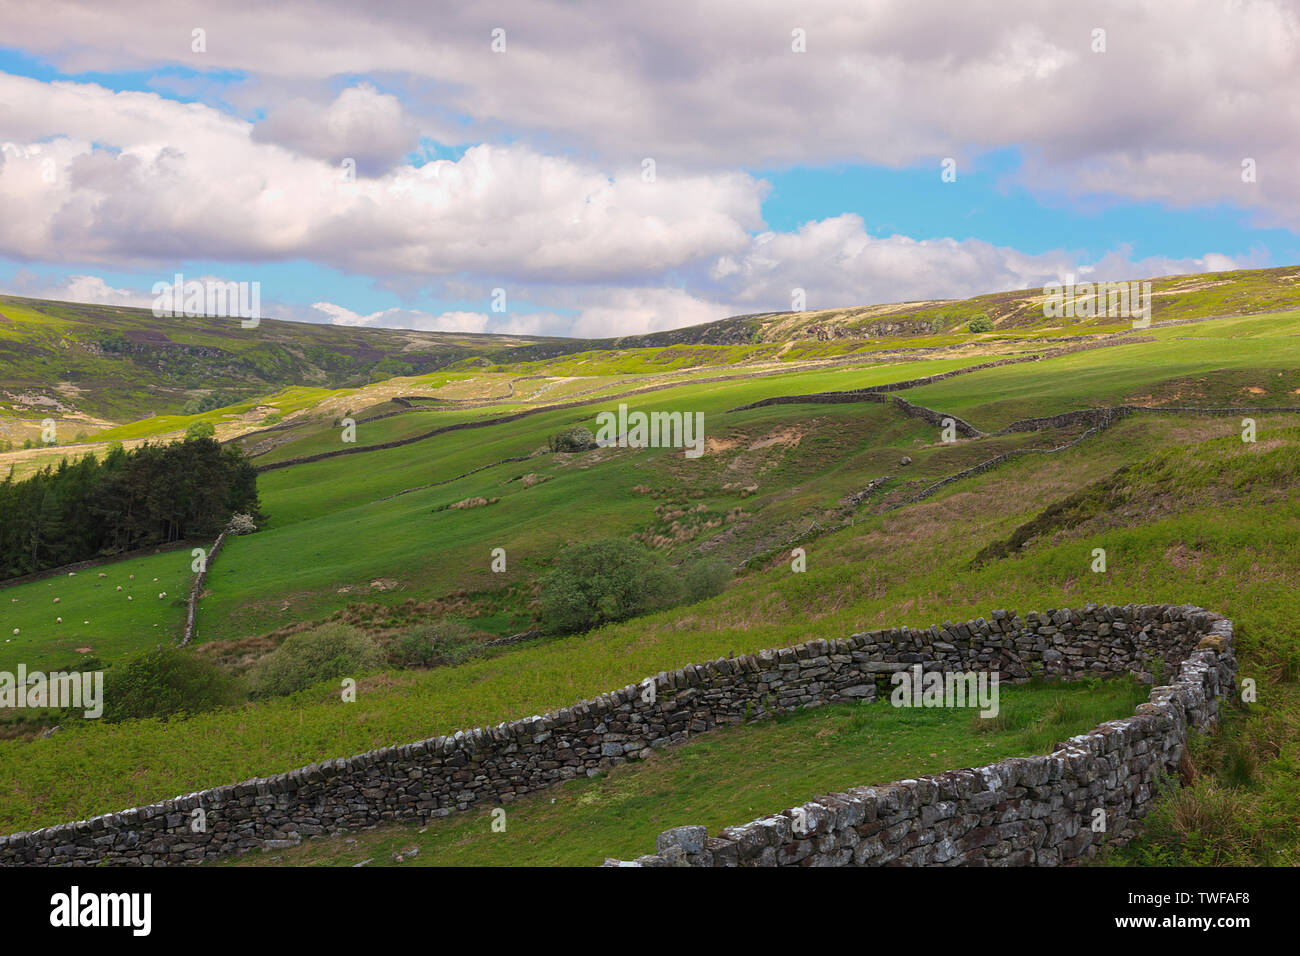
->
[3,1,1298,222]
[0,73,763,281]
[699,214,1250,313]
[310,302,494,333]
[1,270,154,308]
[251,84,418,174]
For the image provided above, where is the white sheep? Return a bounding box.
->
[56,617,62,624]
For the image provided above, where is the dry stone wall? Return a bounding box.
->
[611,605,1235,867]
[0,603,1233,867]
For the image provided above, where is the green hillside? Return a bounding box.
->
[1,268,1298,867]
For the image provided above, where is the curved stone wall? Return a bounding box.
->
[612,606,1235,867]
[0,603,1233,866]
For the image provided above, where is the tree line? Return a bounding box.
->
[0,436,259,581]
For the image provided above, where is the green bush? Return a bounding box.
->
[183,391,242,416]
[102,647,237,722]
[185,420,216,441]
[681,556,732,603]
[392,621,487,668]
[246,623,386,698]
[539,538,683,634]
[967,315,994,333]
[550,426,597,453]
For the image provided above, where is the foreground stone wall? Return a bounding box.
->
[0,603,1232,866]
[612,606,1235,867]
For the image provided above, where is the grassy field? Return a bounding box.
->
[1,418,1295,846]
[221,678,1150,867]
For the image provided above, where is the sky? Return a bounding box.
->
[0,0,1297,339]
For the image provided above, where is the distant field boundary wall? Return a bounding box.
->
[0,539,198,592]
[725,333,1166,416]
[891,404,1300,509]
[0,603,1232,867]
[250,329,1167,473]
[180,531,227,647]
[252,356,961,473]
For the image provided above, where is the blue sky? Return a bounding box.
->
[1,1,1296,336]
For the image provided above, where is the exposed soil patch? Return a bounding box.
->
[749,427,804,450]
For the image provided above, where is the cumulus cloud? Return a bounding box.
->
[566,287,732,338]
[4,1,1299,221]
[1,270,154,308]
[0,73,762,280]
[701,215,1250,313]
[251,84,418,175]
[310,302,494,333]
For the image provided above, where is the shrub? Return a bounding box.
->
[550,426,597,453]
[102,646,237,722]
[967,315,993,333]
[681,556,732,603]
[539,538,683,634]
[246,623,386,698]
[392,621,487,668]
[226,512,258,535]
[185,421,216,441]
